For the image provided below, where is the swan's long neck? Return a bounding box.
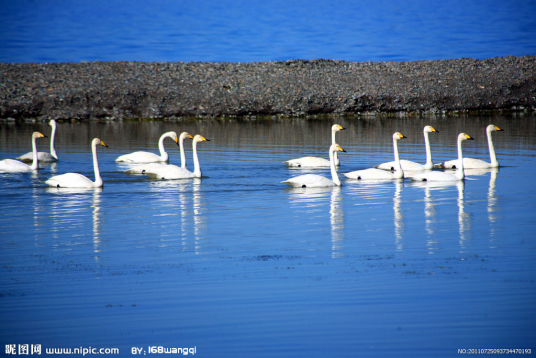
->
[487,128,499,167]
[329,148,341,186]
[92,141,103,187]
[423,130,432,169]
[179,136,187,168]
[331,129,339,165]
[393,138,404,179]
[50,122,58,159]
[30,135,39,170]
[192,141,202,178]
[158,134,169,162]
[456,137,465,180]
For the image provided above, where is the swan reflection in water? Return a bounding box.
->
[393,180,404,251]
[45,187,103,260]
[410,180,466,253]
[285,186,345,258]
[148,178,206,253]
[465,167,500,226]
[345,179,404,251]
[330,186,344,258]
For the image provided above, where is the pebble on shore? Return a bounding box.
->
[0,56,535,120]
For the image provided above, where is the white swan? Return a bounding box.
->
[435,124,503,169]
[408,133,474,182]
[376,126,438,171]
[0,132,47,172]
[45,138,108,188]
[281,143,346,187]
[17,120,59,163]
[116,131,179,163]
[343,132,406,180]
[144,135,209,179]
[284,124,345,167]
[124,132,193,174]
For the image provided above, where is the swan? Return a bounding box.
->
[343,132,406,180]
[281,143,346,187]
[45,138,108,188]
[124,132,193,174]
[376,126,438,171]
[0,132,47,172]
[284,124,345,167]
[116,131,179,163]
[407,133,474,182]
[144,135,209,179]
[17,120,59,163]
[434,124,503,169]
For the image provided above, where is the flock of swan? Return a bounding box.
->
[0,120,504,189]
[281,123,503,188]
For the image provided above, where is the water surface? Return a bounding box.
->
[1,114,536,357]
[1,0,535,63]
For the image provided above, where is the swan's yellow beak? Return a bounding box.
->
[464,134,475,140]
[337,125,345,130]
[337,145,346,153]
[200,136,210,142]
[494,126,504,131]
[188,134,194,139]
[174,137,179,143]
[430,127,438,132]
[398,133,407,139]
[37,132,47,138]
[100,140,109,147]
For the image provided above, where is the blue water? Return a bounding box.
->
[1,115,536,357]
[1,0,535,63]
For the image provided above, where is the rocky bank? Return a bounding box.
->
[0,56,535,120]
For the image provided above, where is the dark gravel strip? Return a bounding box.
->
[0,56,535,120]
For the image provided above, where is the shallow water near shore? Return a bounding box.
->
[1,114,536,357]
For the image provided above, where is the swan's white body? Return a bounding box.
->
[435,125,503,169]
[18,120,58,163]
[284,124,345,167]
[0,132,47,172]
[344,133,406,180]
[408,133,474,182]
[116,131,179,163]
[376,126,438,171]
[46,138,108,188]
[144,135,209,179]
[282,144,346,187]
[124,132,193,174]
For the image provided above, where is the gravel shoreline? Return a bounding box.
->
[1,56,535,120]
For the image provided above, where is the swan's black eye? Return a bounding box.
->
[357,176,361,180]
[391,167,395,171]
[422,178,427,181]
[302,185,306,188]
[452,165,457,169]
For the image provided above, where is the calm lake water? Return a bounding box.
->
[1,114,535,357]
[1,0,536,63]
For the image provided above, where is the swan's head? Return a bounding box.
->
[393,132,407,141]
[330,143,346,153]
[92,138,109,147]
[180,132,194,141]
[487,124,504,132]
[424,125,438,133]
[166,131,179,144]
[33,132,47,139]
[193,135,210,143]
[48,119,57,128]
[458,133,475,142]
[332,124,346,132]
